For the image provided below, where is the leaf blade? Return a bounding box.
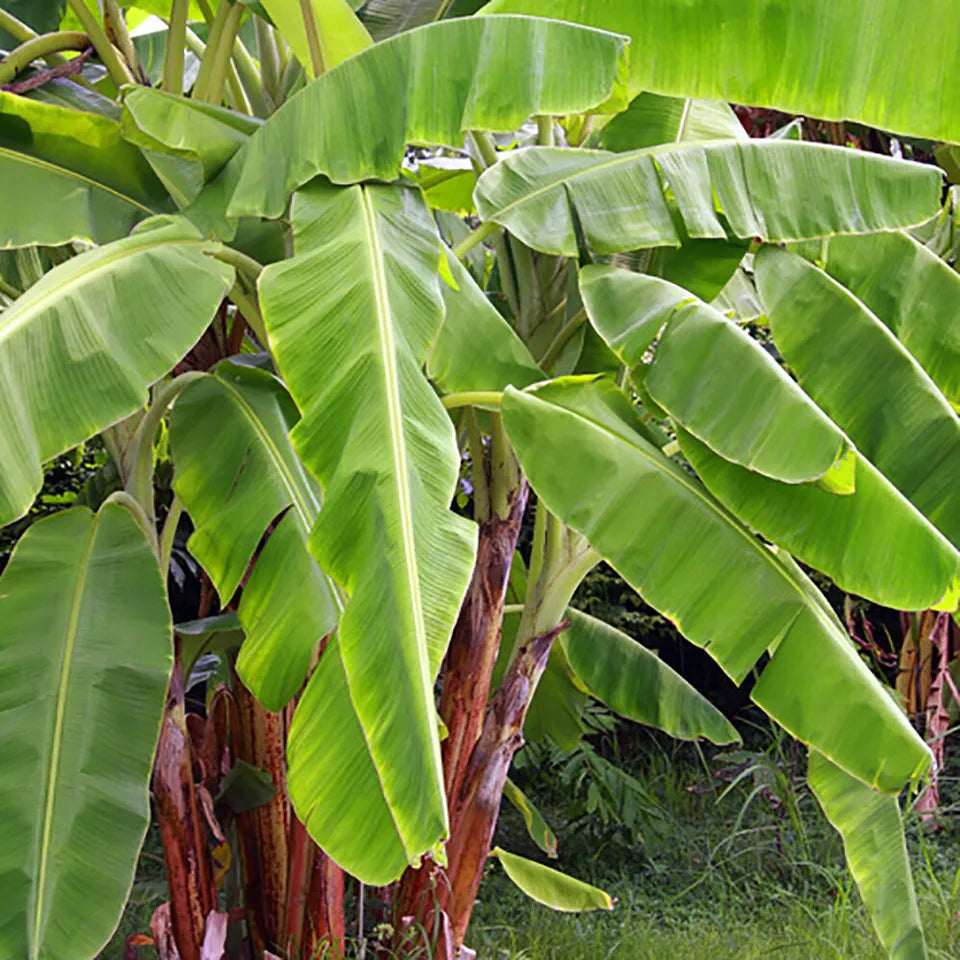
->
[474,142,941,256]
[0,504,171,960]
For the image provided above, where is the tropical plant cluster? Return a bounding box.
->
[0,1,958,959]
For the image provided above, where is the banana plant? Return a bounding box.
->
[0,1,958,959]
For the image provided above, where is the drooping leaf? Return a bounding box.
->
[0,218,233,527]
[170,363,339,710]
[580,265,853,486]
[562,609,740,744]
[808,750,927,960]
[427,248,542,394]
[121,88,259,207]
[0,504,171,960]
[227,15,629,217]
[0,92,169,245]
[257,0,372,78]
[755,246,960,548]
[492,847,614,912]
[483,0,960,144]
[681,431,960,612]
[593,92,746,152]
[502,778,558,858]
[474,141,941,256]
[259,181,477,878]
[821,232,960,410]
[501,376,931,793]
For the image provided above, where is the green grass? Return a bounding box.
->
[102,727,960,959]
[467,728,960,959]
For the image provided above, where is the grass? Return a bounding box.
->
[101,723,960,958]
[467,725,960,959]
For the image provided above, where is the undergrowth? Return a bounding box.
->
[103,719,960,959]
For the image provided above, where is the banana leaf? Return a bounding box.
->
[483,0,960,144]
[0,503,171,960]
[755,246,960,548]
[474,141,941,256]
[259,181,477,878]
[501,376,931,793]
[0,217,233,527]
[226,15,629,216]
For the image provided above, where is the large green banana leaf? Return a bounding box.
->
[482,0,960,144]
[259,181,477,873]
[0,92,169,245]
[121,88,259,208]
[808,751,927,960]
[580,265,853,487]
[0,218,233,527]
[474,142,941,257]
[226,15,629,217]
[563,609,739,744]
[0,503,171,960]
[501,376,931,793]
[680,431,960,612]
[821,233,960,410]
[169,363,339,709]
[170,362,440,883]
[755,246,960,548]
[426,249,542,394]
[593,92,746,152]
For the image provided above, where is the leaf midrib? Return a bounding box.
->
[31,512,98,958]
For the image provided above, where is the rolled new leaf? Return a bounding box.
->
[0,504,171,960]
[501,376,931,793]
[755,246,960,548]
[0,218,234,527]
[491,848,614,912]
[227,15,630,216]
[474,141,940,256]
[580,265,854,488]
